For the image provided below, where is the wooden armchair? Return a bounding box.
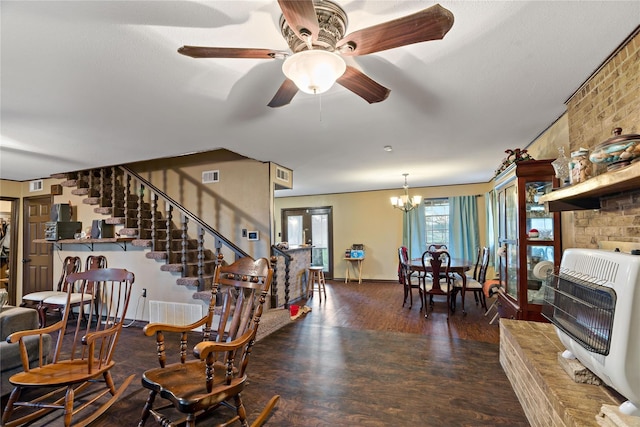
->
[138,256,280,427]
[20,255,81,327]
[2,268,136,427]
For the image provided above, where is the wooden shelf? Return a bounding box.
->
[33,237,135,251]
[539,161,640,211]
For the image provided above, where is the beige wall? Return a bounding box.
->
[129,150,273,260]
[526,114,570,161]
[275,182,492,282]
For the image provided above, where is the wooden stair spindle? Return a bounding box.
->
[197,225,205,291]
[181,214,188,277]
[150,191,158,252]
[111,167,118,213]
[137,183,145,239]
[165,203,173,265]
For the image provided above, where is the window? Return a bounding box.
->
[424,198,449,246]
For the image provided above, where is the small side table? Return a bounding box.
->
[344,258,364,284]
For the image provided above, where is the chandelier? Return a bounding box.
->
[390,173,422,212]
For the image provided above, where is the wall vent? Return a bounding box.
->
[29,180,43,192]
[149,301,204,331]
[202,170,219,184]
[276,167,289,182]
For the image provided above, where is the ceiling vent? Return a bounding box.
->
[276,167,289,182]
[202,170,219,184]
[29,179,43,192]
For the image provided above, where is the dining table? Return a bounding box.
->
[409,256,473,314]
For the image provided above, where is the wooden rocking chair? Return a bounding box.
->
[2,268,136,427]
[138,257,280,427]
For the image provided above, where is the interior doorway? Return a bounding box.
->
[282,206,333,279]
[0,197,19,305]
[22,195,53,298]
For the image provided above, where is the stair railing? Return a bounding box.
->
[119,166,249,291]
[270,246,293,308]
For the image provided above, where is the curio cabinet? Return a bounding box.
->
[494,159,562,322]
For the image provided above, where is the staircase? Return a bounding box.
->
[52,166,246,292]
[52,165,296,308]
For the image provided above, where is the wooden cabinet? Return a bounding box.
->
[494,159,562,322]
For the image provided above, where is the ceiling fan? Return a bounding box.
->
[178,1,454,107]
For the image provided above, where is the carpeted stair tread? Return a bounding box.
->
[82,196,101,205]
[105,217,126,225]
[72,188,90,196]
[176,276,210,287]
[146,251,168,260]
[119,228,138,237]
[61,179,87,187]
[94,206,114,215]
[131,239,153,248]
[160,264,183,272]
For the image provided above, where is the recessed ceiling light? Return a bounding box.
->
[383,145,393,152]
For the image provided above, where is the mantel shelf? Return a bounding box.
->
[33,237,135,251]
[539,161,640,212]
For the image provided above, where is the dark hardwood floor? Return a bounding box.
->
[3,280,528,426]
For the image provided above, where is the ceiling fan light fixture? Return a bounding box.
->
[282,50,346,95]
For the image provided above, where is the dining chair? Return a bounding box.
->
[425,244,449,282]
[2,268,135,427]
[421,250,455,318]
[453,247,490,311]
[138,256,280,427]
[38,255,108,327]
[399,247,422,309]
[20,256,82,327]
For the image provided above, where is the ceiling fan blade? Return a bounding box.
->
[178,46,283,59]
[268,79,299,108]
[337,66,390,104]
[336,4,454,57]
[278,0,319,43]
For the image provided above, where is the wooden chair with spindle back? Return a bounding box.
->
[138,256,280,427]
[38,254,108,327]
[3,268,135,427]
[20,256,81,327]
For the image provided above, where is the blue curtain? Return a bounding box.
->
[448,195,479,261]
[402,202,426,260]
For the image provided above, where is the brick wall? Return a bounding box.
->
[565,29,640,248]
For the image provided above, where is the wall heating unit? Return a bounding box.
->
[542,248,640,416]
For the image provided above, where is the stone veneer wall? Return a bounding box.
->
[500,319,621,427]
[565,29,640,248]
[272,247,311,307]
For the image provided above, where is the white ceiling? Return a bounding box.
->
[2,1,639,197]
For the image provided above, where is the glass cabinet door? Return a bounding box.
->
[525,181,554,240]
[504,185,518,301]
[524,180,555,304]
